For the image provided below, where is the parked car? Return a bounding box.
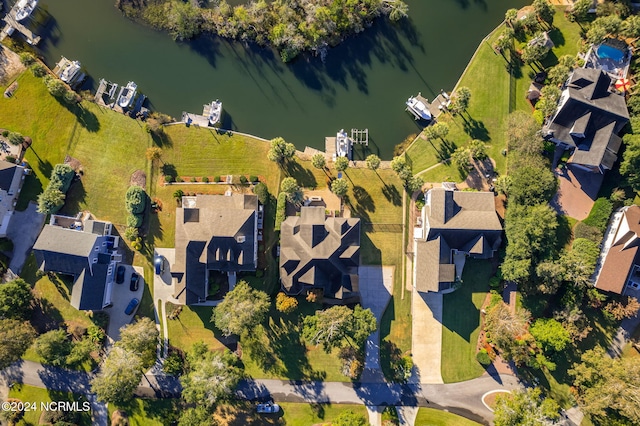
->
[116,265,125,284]
[154,255,165,275]
[256,403,280,414]
[125,298,139,315]
[130,273,140,292]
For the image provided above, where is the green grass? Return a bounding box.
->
[166,304,227,353]
[406,7,581,178]
[108,398,180,426]
[441,259,492,383]
[414,408,482,426]
[279,402,368,426]
[8,384,91,426]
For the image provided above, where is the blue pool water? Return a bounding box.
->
[598,44,625,62]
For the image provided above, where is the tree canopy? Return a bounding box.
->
[365,154,381,171]
[335,156,349,172]
[34,329,73,367]
[211,281,270,337]
[0,278,33,320]
[331,178,349,198]
[117,317,159,369]
[267,137,296,165]
[0,319,36,370]
[302,305,376,352]
[311,153,326,170]
[494,387,560,426]
[91,346,143,405]
[181,343,242,410]
[530,318,571,353]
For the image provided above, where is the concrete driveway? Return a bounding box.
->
[154,248,180,357]
[6,202,45,274]
[359,265,394,383]
[411,291,444,384]
[104,265,144,340]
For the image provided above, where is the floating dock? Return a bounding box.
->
[429,92,450,119]
[52,57,86,89]
[95,79,119,108]
[181,100,223,127]
[0,7,40,45]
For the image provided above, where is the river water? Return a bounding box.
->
[35,0,527,158]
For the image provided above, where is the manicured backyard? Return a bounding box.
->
[440,259,492,383]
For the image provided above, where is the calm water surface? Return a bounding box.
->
[36,0,528,158]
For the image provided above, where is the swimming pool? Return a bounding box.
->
[597,44,625,62]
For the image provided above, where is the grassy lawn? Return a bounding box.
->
[406,7,581,179]
[108,398,180,426]
[279,402,368,426]
[441,259,492,383]
[414,408,481,426]
[8,384,91,426]
[166,304,227,353]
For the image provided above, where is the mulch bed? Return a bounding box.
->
[130,170,146,188]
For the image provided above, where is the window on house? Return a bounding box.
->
[94,246,99,251]
[92,258,98,263]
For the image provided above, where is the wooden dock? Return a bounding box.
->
[0,8,40,45]
[324,137,336,162]
[429,93,450,119]
[94,79,118,108]
[351,128,369,146]
[52,57,86,89]
[181,111,210,127]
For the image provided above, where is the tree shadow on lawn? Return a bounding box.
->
[54,98,100,133]
[555,215,573,251]
[15,173,43,211]
[461,116,490,142]
[382,183,402,207]
[284,160,317,189]
[193,306,238,352]
[58,178,87,217]
[351,186,375,214]
[359,232,382,266]
[150,128,173,148]
[436,139,457,162]
[31,297,64,333]
[345,195,371,225]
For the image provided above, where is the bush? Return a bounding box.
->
[30,63,46,77]
[1,130,7,137]
[124,227,139,241]
[164,174,175,183]
[275,192,287,231]
[275,292,298,314]
[0,237,14,252]
[4,155,15,164]
[214,176,221,183]
[176,176,184,182]
[19,52,36,66]
[125,186,147,214]
[202,176,209,183]
[44,75,66,97]
[63,90,79,104]
[240,175,248,184]
[250,175,259,182]
[476,349,491,366]
[126,214,143,228]
[190,176,197,182]
[163,351,184,376]
[255,270,264,278]
[253,182,269,204]
[7,132,24,146]
[582,197,613,231]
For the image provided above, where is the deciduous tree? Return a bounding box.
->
[494,387,560,426]
[0,278,33,320]
[302,305,376,352]
[211,281,270,336]
[0,319,36,370]
[530,318,571,353]
[91,347,143,405]
[275,292,298,314]
[267,137,296,165]
[117,317,159,369]
[34,329,72,367]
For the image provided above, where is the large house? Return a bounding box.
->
[413,188,502,293]
[172,193,258,305]
[0,160,25,237]
[33,213,120,311]
[543,68,629,174]
[279,206,360,303]
[594,205,640,295]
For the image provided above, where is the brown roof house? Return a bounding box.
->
[543,68,629,174]
[279,206,360,303]
[172,193,258,305]
[413,188,502,293]
[32,213,120,311]
[594,206,640,294]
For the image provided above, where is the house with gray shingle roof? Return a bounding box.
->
[0,160,25,237]
[413,188,502,293]
[279,206,360,303]
[171,193,258,305]
[32,214,119,311]
[543,68,629,174]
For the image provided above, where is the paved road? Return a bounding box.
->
[2,360,520,425]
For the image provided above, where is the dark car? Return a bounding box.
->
[130,273,140,292]
[154,255,165,275]
[116,265,125,284]
[125,298,139,315]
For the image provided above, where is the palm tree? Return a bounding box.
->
[331,178,349,199]
[505,9,518,28]
[382,0,409,22]
[146,147,163,165]
[335,156,349,173]
[365,154,381,172]
[311,153,326,170]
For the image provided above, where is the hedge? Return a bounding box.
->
[582,197,613,231]
[125,186,146,215]
[126,214,143,228]
[275,192,287,231]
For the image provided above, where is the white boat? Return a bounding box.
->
[14,0,38,21]
[406,96,432,121]
[117,81,137,109]
[335,129,351,159]
[60,60,81,83]
[206,100,222,126]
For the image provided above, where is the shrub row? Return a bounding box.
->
[125,186,147,232]
[582,197,613,232]
[274,192,287,231]
[37,164,75,214]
